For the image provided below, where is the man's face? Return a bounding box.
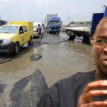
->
[92,21,107,74]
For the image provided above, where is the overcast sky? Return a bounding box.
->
[0,0,107,24]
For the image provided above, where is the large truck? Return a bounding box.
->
[65,7,107,44]
[44,14,62,33]
[0,21,34,54]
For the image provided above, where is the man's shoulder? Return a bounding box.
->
[57,70,95,86]
[43,71,95,106]
[47,71,95,95]
[44,71,95,105]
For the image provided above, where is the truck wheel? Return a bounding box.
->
[56,32,59,35]
[69,31,75,40]
[14,43,20,55]
[67,35,70,40]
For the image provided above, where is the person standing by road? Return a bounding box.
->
[37,24,42,42]
[37,17,107,107]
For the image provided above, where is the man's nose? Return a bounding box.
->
[103,46,107,54]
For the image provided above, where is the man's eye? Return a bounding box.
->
[95,40,103,43]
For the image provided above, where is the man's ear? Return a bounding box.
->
[90,39,94,46]
[90,34,95,46]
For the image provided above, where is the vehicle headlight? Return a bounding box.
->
[3,39,12,45]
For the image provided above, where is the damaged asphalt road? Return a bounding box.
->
[0,32,68,107]
[0,32,68,64]
[0,32,94,107]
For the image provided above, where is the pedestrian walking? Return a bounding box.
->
[37,24,42,42]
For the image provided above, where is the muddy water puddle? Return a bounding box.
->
[0,32,95,87]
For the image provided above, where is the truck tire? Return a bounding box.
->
[69,31,75,40]
[57,32,59,35]
[14,43,20,55]
[67,30,71,40]
[67,34,70,40]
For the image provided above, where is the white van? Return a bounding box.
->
[33,22,44,38]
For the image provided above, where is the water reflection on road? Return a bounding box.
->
[0,32,95,87]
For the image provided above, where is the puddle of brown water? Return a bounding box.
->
[0,33,95,87]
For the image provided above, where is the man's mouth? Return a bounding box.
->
[102,59,107,66]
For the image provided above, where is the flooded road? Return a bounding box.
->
[0,32,95,87]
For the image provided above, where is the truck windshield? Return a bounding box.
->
[0,26,18,33]
[49,21,61,25]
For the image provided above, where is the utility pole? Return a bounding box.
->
[68,16,70,25]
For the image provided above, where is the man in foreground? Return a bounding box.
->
[37,17,107,107]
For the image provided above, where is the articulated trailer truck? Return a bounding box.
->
[66,7,107,44]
